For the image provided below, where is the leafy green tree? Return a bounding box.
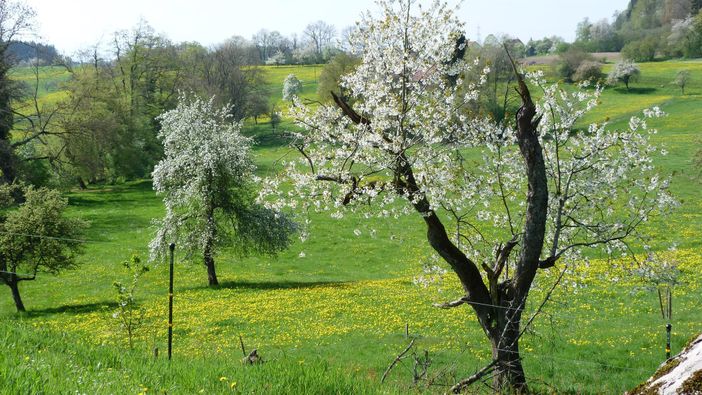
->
[57,22,194,186]
[556,47,594,82]
[622,36,658,61]
[149,94,296,286]
[0,0,35,184]
[59,54,124,186]
[0,185,87,312]
[317,53,360,103]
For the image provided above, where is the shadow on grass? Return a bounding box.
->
[27,301,119,317]
[614,87,658,94]
[68,196,145,207]
[243,128,292,148]
[186,279,351,292]
[68,180,157,207]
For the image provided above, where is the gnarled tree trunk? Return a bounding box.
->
[488,305,528,391]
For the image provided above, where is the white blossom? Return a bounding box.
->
[264,0,674,287]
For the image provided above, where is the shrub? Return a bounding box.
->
[621,37,657,62]
[573,61,604,83]
[556,47,594,81]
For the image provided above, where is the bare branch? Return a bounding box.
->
[433,297,468,309]
[381,338,415,383]
[450,360,498,393]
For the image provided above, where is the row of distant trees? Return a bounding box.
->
[521,0,702,60]
[0,9,350,185]
[1,14,350,188]
[6,40,58,65]
[253,20,342,65]
[3,20,280,188]
[6,2,702,191]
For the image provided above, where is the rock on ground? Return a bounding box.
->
[629,333,702,395]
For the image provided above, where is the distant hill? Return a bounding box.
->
[614,0,701,36]
[6,41,59,65]
[570,0,702,59]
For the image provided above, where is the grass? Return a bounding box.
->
[1,61,702,394]
[0,320,383,394]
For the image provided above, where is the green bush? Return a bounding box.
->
[621,37,658,62]
[555,47,594,82]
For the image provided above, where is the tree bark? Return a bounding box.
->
[0,141,16,184]
[204,252,218,286]
[204,198,219,286]
[396,156,494,327]
[485,52,548,393]
[489,308,528,392]
[8,280,26,312]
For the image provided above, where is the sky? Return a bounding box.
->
[23,0,632,55]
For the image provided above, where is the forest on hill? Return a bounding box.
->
[526,0,702,59]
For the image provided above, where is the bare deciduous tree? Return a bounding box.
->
[303,20,336,61]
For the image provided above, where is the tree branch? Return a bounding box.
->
[331,91,369,125]
[450,360,498,393]
[433,297,468,309]
[381,338,415,383]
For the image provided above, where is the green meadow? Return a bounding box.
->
[1,60,701,394]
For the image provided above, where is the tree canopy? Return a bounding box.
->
[0,185,87,311]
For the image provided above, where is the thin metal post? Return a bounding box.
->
[666,323,672,359]
[168,243,175,360]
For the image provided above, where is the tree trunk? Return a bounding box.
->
[0,141,16,184]
[488,308,528,392]
[204,252,218,286]
[202,179,219,287]
[8,280,26,312]
[204,198,218,286]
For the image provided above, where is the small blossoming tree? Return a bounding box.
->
[608,59,641,91]
[150,94,296,286]
[267,1,674,392]
[282,74,303,101]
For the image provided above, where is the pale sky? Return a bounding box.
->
[23,0,631,55]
